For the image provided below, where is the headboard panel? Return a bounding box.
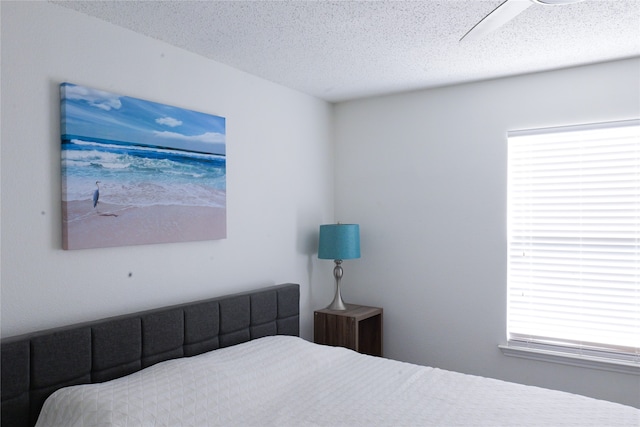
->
[1,283,300,427]
[92,317,142,382]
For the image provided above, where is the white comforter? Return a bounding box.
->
[36,336,639,427]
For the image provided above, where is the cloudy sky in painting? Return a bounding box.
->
[60,83,226,155]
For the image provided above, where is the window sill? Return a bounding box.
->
[498,343,640,376]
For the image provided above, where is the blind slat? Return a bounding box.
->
[507,120,640,356]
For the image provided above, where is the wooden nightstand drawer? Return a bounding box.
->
[314,304,383,357]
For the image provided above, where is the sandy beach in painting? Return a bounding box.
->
[63,200,226,250]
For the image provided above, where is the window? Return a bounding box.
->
[504,119,640,373]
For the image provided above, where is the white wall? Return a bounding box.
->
[334,58,640,407]
[0,1,334,340]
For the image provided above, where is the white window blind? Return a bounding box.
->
[506,120,640,364]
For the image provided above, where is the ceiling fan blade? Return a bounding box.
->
[533,0,584,4]
[460,0,534,42]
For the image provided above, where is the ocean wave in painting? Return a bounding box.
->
[62,136,226,208]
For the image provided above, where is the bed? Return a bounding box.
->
[2,283,639,426]
[1,283,300,427]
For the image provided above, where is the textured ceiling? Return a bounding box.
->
[51,0,640,103]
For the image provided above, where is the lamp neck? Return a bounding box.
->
[327,259,347,310]
[333,259,343,280]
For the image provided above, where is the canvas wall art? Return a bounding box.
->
[60,83,226,250]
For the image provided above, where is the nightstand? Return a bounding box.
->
[314,304,383,356]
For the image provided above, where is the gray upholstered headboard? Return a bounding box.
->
[1,283,300,427]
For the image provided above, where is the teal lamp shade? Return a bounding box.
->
[318,224,361,260]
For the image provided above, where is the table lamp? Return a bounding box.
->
[318,223,360,310]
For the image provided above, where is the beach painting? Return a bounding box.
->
[61,83,226,250]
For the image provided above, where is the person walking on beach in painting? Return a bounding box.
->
[93,181,100,208]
